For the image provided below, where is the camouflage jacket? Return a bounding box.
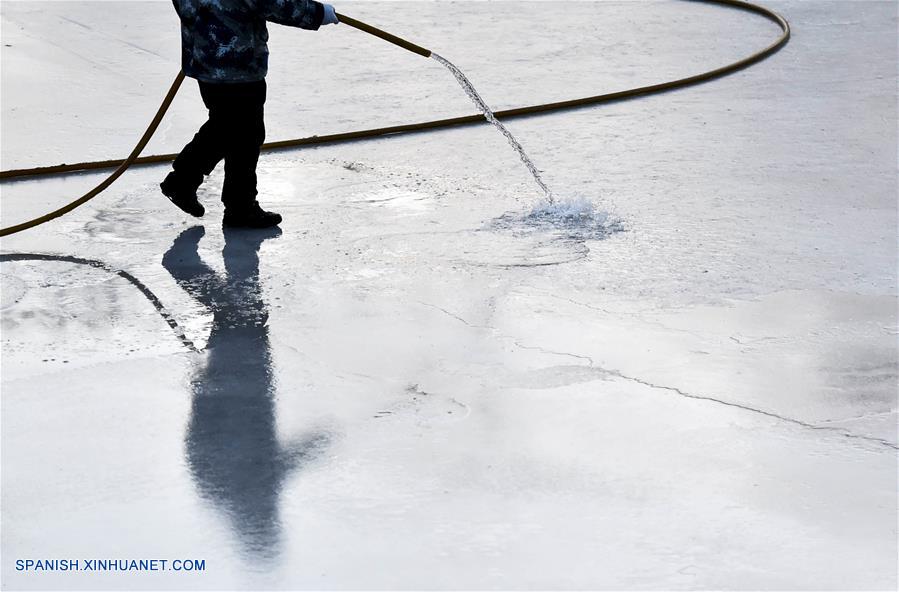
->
[172,0,325,83]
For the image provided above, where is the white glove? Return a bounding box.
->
[322,4,339,25]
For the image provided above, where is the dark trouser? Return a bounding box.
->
[172,79,267,210]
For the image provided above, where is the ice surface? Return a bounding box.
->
[1,1,897,590]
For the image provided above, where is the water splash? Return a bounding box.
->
[432,53,554,202]
[492,196,623,242]
[432,54,621,243]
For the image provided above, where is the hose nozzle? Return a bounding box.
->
[336,13,432,58]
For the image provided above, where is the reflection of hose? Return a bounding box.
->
[0,0,789,237]
[0,253,200,353]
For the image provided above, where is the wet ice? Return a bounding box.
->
[1,2,896,590]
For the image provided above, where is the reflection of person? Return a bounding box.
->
[161,0,339,228]
[162,226,327,558]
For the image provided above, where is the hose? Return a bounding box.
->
[336,12,431,57]
[1,73,185,236]
[0,0,789,237]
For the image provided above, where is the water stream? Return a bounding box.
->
[432,53,555,203]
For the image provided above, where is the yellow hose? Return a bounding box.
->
[0,0,789,237]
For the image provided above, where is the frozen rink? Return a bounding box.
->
[1,1,897,590]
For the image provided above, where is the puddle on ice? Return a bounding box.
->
[353,230,589,269]
[1,269,28,310]
[491,196,623,242]
[346,187,431,213]
[350,197,620,269]
[456,231,590,267]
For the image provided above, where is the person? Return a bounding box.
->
[162,0,339,228]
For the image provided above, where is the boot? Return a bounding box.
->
[160,172,204,218]
[222,201,282,229]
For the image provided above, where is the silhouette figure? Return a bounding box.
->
[162,226,326,559]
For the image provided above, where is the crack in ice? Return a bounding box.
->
[602,370,899,450]
[419,301,899,451]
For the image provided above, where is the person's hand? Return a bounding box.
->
[322,4,338,25]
